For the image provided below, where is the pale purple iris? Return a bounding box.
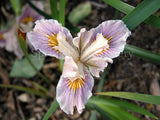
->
[0,1,43,58]
[27,19,131,114]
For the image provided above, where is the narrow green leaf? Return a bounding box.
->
[122,0,160,30]
[68,2,91,24]
[19,35,51,84]
[103,0,160,29]
[98,104,139,120]
[30,81,49,93]
[10,54,45,78]
[59,0,66,26]
[66,23,81,33]
[86,102,113,120]
[89,111,97,120]
[103,0,134,14]
[0,84,50,98]
[97,67,107,92]
[89,97,157,119]
[124,44,160,64]
[42,100,59,120]
[10,0,22,15]
[97,92,160,105]
[50,0,58,20]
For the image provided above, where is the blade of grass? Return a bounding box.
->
[59,0,66,26]
[122,0,160,30]
[10,0,22,15]
[86,102,113,120]
[50,0,58,19]
[89,97,157,119]
[124,44,160,64]
[96,92,160,105]
[103,0,160,29]
[89,67,108,119]
[19,35,51,84]
[42,100,59,120]
[0,84,50,98]
[30,81,49,93]
[25,0,51,19]
[98,104,139,120]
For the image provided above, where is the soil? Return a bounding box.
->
[0,0,160,120]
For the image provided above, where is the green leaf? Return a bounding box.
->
[10,0,22,15]
[68,2,91,24]
[88,97,139,120]
[122,0,160,30]
[50,0,58,20]
[42,100,59,120]
[10,54,45,78]
[98,104,139,120]
[89,97,157,119]
[0,84,50,98]
[86,102,113,120]
[103,0,160,29]
[97,92,160,105]
[19,35,51,84]
[124,44,160,64]
[59,0,66,26]
[30,81,49,93]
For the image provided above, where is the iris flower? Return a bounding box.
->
[27,19,131,114]
[0,1,43,58]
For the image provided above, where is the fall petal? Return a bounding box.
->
[27,19,73,59]
[56,67,94,114]
[91,20,131,58]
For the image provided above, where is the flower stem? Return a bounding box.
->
[19,35,51,84]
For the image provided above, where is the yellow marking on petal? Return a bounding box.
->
[47,34,58,47]
[21,17,34,24]
[68,78,84,93]
[95,36,112,56]
[0,33,4,40]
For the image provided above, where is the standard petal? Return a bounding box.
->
[86,56,113,77]
[73,28,92,52]
[27,19,73,59]
[54,32,79,61]
[56,67,94,114]
[91,20,131,58]
[62,56,85,81]
[80,33,109,62]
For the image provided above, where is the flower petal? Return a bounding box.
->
[0,31,6,47]
[3,25,23,59]
[86,56,113,77]
[18,2,44,33]
[91,20,131,58]
[54,32,79,61]
[80,33,109,62]
[27,19,73,59]
[62,56,85,81]
[56,67,94,114]
[19,2,43,23]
